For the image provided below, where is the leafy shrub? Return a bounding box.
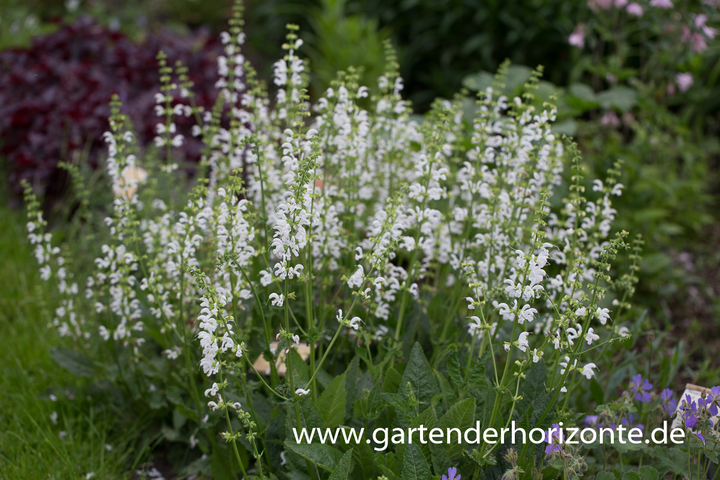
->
[0,17,222,201]
[22,4,710,480]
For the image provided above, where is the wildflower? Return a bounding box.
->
[348,265,364,288]
[626,3,643,16]
[566,324,582,345]
[660,388,677,416]
[601,111,620,127]
[585,327,599,345]
[532,349,542,363]
[295,388,310,396]
[205,383,219,397]
[269,293,284,307]
[517,304,538,324]
[568,24,586,49]
[596,307,611,325]
[517,332,531,352]
[585,415,599,427]
[649,0,673,7]
[348,317,363,331]
[442,466,461,480]
[581,363,597,379]
[588,0,613,11]
[694,13,718,39]
[544,424,563,455]
[676,73,693,93]
[630,374,653,402]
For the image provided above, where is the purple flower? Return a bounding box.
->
[695,432,706,444]
[621,413,644,432]
[442,467,461,480]
[585,415,599,428]
[660,388,677,417]
[630,374,653,403]
[544,424,564,455]
[680,394,699,429]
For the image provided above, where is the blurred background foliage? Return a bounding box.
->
[1,0,720,379]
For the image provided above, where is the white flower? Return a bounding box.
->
[269,293,284,307]
[581,363,597,379]
[496,301,515,321]
[596,307,611,325]
[575,307,587,317]
[348,265,364,288]
[566,324,582,345]
[348,317,363,331]
[295,388,310,396]
[532,349,541,363]
[517,332,530,352]
[585,327,600,345]
[205,383,219,397]
[517,304,538,324]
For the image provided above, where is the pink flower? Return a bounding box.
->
[650,0,673,7]
[693,14,718,38]
[626,2,644,15]
[588,0,613,10]
[691,32,708,52]
[568,24,586,49]
[676,72,694,93]
[615,0,629,7]
[601,111,620,127]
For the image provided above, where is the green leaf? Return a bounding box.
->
[400,343,440,407]
[380,392,410,413]
[328,448,354,480]
[50,347,94,377]
[446,352,462,390]
[318,372,347,428]
[516,359,546,415]
[437,397,475,458]
[646,446,688,476]
[465,348,489,389]
[568,83,600,111]
[590,378,604,405]
[285,442,343,472]
[402,443,432,480]
[638,466,660,480]
[595,472,616,480]
[551,119,577,136]
[345,356,361,417]
[462,71,494,92]
[622,467,658,480]
[502,65,533,96]
[597,87,637,112]
[211,443,246,480]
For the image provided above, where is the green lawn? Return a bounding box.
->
[0,198,136,479]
